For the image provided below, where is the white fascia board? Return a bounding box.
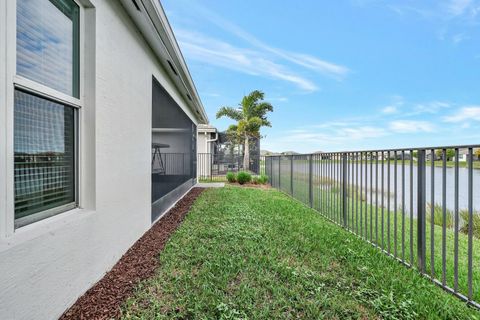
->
[119,0,209,124]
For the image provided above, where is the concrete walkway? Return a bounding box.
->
[196,182,225,188]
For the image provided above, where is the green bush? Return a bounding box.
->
[226,172,236,183]
[257,174,269,184]
[252,176,259,184]
[236,171,252,185]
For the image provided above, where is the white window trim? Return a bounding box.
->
[0,0,90,238]
[13,75,82,109]
[0,0,9,238]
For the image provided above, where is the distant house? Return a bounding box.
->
[453,149,480,162]
[197,124,218,154]
[391,151,412,161]
[426,152,441,161]
[281,151,300,155]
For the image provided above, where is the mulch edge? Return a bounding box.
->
[60,187,205,320]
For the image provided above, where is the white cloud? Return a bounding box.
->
[389,120,435,133]
[379,95,405,114]
[452,33,469,44]
[177,30,318,92]
[287,126,386,143]
[282,53,350,79]
[412,101,450,114]
[382,105,398,114]
[177,3,350,80]
[284,122,387,146]
[447,0,474,16]
[443,106,480,122]
[270,97,288,102]
[381,0,480,23]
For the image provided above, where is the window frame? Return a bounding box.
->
[12,89,79,229]
[2,0,85,232]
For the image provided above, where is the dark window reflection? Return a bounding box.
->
[14,90,76,220]
[17,0,79,97]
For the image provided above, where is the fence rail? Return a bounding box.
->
[266,146,480,309]
[197,153,265,181]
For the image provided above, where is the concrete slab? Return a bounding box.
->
[196,182,225,188]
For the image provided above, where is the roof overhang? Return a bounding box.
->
[119,0,209,124]
[197,124,217,133]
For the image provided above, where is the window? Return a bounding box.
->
[14,90,76,225]
[14,0,80,227]
[17,0,80,97]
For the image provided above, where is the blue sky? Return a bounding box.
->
[162,0,480,153]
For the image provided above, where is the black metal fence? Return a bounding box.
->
[197,153,265,181]
[151,152,195,207]
[266,145,480,309]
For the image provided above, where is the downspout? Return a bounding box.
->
[206,131,218,154]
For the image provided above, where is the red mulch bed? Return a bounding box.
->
[60,187,205,320]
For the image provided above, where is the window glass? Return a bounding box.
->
[17,0,80,97]
[14,90,76,222]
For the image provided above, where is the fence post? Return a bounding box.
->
[309,154,313,208]
[290,155,294,195]
[278,156,281,190]
[417,149,426,273]
[265,157,268,178]
[208,153,213,181]
[342,153,347,227]
[270,157,273,186]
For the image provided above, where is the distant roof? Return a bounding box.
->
[198,124,217,133]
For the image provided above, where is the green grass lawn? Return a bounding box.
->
[121,186,479,319]
[279,174,480,303]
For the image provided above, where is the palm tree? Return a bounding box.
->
[216,90,273,171]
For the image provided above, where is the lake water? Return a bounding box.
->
[282,161,480,215]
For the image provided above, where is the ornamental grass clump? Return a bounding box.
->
[426,203,454,229]
[257,174,269,184]
[460,210,480,238]
[236,171,252,185]
[226,172,237,183]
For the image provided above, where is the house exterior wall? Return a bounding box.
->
[197,132,216,154]
[197,132,214,177]
[0,1,202,319]
[197,132,208,154]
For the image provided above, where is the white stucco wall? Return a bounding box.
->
[197,132,215,177]
[197,132,208,154]
[0,1,200,319]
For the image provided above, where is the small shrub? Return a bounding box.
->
[460,210,480,238]
[252,176,259,184]
[426,203,453,228]
[257,174,269,184]
[226,172,236,183]
[236,171,252,185]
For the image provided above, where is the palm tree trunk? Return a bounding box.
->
[243,135,250,171]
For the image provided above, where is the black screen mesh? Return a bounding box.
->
[151,77,196,212]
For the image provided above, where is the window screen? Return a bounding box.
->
[14,90,76,224]
[151,78,196,219]
[16,0,80,97]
